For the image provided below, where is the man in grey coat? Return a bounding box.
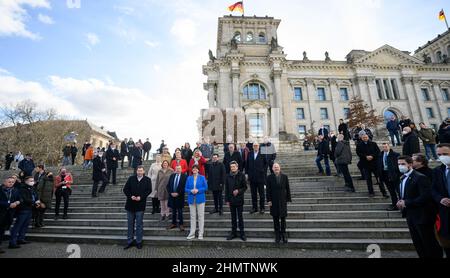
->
[418,123,438,161]
[334,134,355,192]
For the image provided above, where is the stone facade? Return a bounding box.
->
[202,16,450,141]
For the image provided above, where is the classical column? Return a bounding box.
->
[231,70,240,109]
[366,77,379,109]
[305,78,317,131]
[356,76,373,107]
[402,77,424,124]
[207,82,217,108]
[273,70,286,133]
[328,78,339,131]
[431,80,444,121]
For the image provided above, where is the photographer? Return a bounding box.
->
[54,168,73,220]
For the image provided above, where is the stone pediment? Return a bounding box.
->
[354,45,424,65]
[242,100,271,110]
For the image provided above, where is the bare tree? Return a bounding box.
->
[347,97,383,129]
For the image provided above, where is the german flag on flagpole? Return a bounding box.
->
[228,1,244,14]
[439,9,446,21]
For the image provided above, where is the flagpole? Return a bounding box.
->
[242,0,245,17]
[443,9,449,30]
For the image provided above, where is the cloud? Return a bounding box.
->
[37,13,54,25]
[113,5,135,16]
[145,40,160,48]
[0,0,50,40]
[86,32,100,46]
[170,18,198,46]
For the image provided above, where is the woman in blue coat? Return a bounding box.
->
[185,165,208,240]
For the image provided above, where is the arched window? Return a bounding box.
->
[243,83,267,100]
[436,51,443,62]
[246,32,253,42]
[233,31,241,42]
[258,32,266,43]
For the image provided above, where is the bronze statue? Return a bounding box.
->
[208,50,216,62]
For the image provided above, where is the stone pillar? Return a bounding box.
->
[306,78,318,131]
[231,70,240,109]
[431,80,444,121]
[402,77,424,124]
[356,76,373,107]
[328,79,339,131]
[273,70,285,133]
[207,82,216,108]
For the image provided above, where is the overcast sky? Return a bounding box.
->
[0,0,448,151]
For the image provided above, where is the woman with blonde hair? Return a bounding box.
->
[185,164,208,240]
[148,154,162,214]
[155,160,174,221]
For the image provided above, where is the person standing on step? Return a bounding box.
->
[0,177,20,253]
[155,160,174,221]
[181,143,193,167]
[329,131,341,177]
[207,154,226,215]
[189,150,206,176]
[200,137,214,176]
[315,135,331,176]
[261,136,277,176]
[225,161,247,241]
[338,119,351,141]
[62,144,72,166]
[238,143,250,173]
[127,138,136,168]
[9,176,40,249]
[386,116,402,147]
[54,168,73,220]
[266,163,292,244]
[170,150,188,174]
[106,143,120,185]
[131,142,144,175]
[83,144,94,170]
[402,127,421,157]
[143,138,152,161]
[120,138,129,169]
[223,144,243,175]
[5,152,14,171]
[246,142,267,214]
[123,165,152,250]
[397,156,443,258]
[33,165,53,228]
[167,165,187,232]
[18,154,35,177]
[318,124,329,140]
[412,154,434,182]
[418,123,439,162]
[334,134,355,193]
[356,134,387,198]
[161,146,172,165]
[92,150,108,198]
[377,143,400,211]
[70,143,78,165]
[185,165,208,240]
[148,154,162,215]
[432,143,450,258]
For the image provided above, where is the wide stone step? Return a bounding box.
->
[20,233,415,251]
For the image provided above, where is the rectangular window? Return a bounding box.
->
[343,108,350,119]
[294,87,303,101]
[320,108,329,120]
[296,108,305,120]
[391,79,399,99]
[317,88,326,101]
[376,79,384,99]
[422,88,431,101]
[298,125,306,135]
[426,108,434,118]
[249,114,264,137]
[442,88,450,101]
[340,88,349,101]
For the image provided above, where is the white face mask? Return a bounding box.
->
[402,131,408,135]
[439,156,450,166]
[398,165,410,174]
[26,181,35,186]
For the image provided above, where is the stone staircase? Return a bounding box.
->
[12,149,421,252]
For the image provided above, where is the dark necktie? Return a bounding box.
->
[446,169,450,196]
[174,175,179,192]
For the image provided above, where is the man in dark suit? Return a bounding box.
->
[315,135,331,176]
[167,165,187,232]
[106,143,120,185]
[223,144,243,174]
[246,142,267,214]
[356,134,386,197]
[120,139,128,169]
[377,143,400,210]
[338,119,350,141]
[225,161,248,241]
[207,154,226,215]
[123,166,152,250]
[397,156,443,258]
[433,144,450,258]
[92,151,108,197]
[266,163,292,244]
[318,125,329,140]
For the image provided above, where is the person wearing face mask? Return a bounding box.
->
[329,131,341,177]
[0,177,20,253]
[9,176,40,249]
[33,165,53,228]
[402,127,420,157]
[54,168,73,220]
[432,143,450,258]
[397,156,442,258]
[106,143,120,185]
[92,151,108,198]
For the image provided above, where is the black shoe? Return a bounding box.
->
[249,209,257,214]
[92,194,97,198]
[209,209,218,215]
[151,210,156,215]
[219,210,223,216]
[259,209,265,215]
[227,233,238,241]
[382,193,390,199]
[17,240,30,245]
[345,187,356,193]
[8,244,20,249]
[124,240,136,250]
[386,205,399,211]
[136,243,143,249]
[358,177,365,180]
[275,233,281,244]
[240,234,247,242]
[54,215,59,220]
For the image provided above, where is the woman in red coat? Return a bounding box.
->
[171,150,188,174]
[189,150,207,176]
